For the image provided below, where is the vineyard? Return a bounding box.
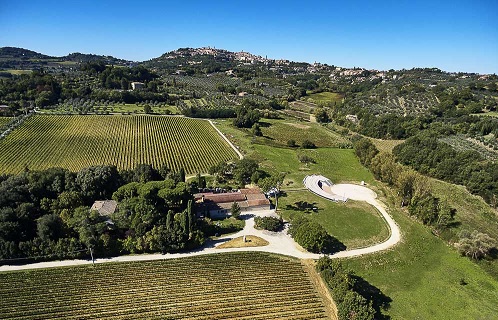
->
[0,252,329,320]
[0,115,238,174]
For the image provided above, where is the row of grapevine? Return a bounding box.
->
[0,115,238,174]
[0,252,328,320]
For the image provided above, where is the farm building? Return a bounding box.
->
[131,82,145,90]
[0,105,10,115]
[195,188,270,218]
[90,200,118,216]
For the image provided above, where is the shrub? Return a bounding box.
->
[301,139,316,149]
[298,154,316,164]
[254,216,284,231]
[288,216,332,253]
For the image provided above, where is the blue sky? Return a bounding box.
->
[1,0,497,73]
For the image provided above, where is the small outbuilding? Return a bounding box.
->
[131,82,145,90]
[90,200,118,216]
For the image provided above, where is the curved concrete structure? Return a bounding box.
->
[303,175,401,258]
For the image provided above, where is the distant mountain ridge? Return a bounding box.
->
[0,47,132,65]
[0,46,487,75]
[0,47,55,60]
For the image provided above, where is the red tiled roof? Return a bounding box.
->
[245,193,267,200]
[247,199,270,206]
[239,188,263,194]
[203,193,246,203]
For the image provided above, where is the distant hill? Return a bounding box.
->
[142,46,321,74]
[62,52,132,65]
[0,47,55,60]
[0,47,133,71]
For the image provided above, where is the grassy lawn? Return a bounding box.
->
[279,191,389,248]
[216,235,269,248]
[430,179,498,243]
[252,145,375,187]
[306,92,343,104]
[430,179,498,278]
[212,118,256,157]
[214,118,374,186]
[343,193,498,319]
[256,118,349,148]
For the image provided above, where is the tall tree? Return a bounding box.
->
[231,202,241,219]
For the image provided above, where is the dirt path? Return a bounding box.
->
[302,259,338,320]
[207,119,244,159]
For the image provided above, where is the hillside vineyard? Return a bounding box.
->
[0,115,238,174]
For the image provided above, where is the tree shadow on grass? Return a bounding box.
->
[285,200,317,211]
[258,121,272,128]
[352,275,392,320]
[324,236,347,254]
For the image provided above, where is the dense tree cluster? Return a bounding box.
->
[288,216,342,253]
[254,216,283,231]
[233,106,260,128]
[353,137,458,231]
[317,257,390,320]
[393,132,498,207]
[98,65,158,90]
[0,65,170,113]
[0,164,203,262]
[181,106,235,118]
[0,70,61,109]
[209,158,260,187]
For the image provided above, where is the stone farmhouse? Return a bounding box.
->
[195,188,270,219]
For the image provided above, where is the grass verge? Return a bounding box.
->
[216,235,269,248]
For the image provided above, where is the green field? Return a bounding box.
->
[42,103,180,115]
[343,193,498,319]
[213,118,365,187]
[253,146,375,187]
[280,191,389,248]
[306,92,343,104]
[3,69,32,75]
[370,138,404,153]
[106,103,179,114]
[0,115,238,174]
[430,178,498,278]
[256,119,349,148]
[0,252,329,320]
